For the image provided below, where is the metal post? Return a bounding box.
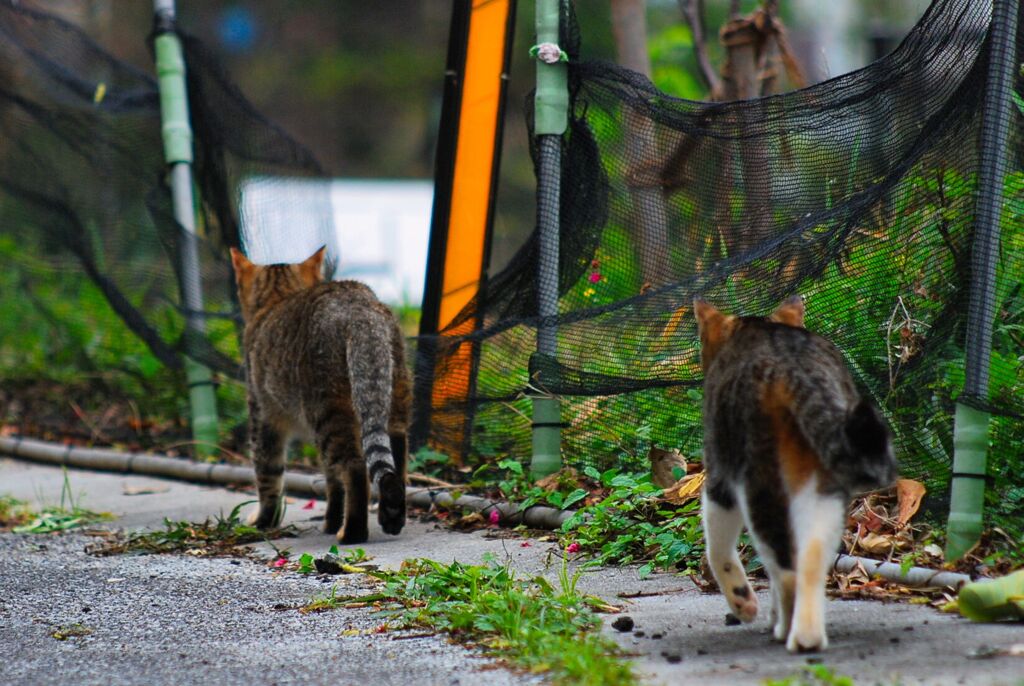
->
[946,0,1018,560]
[530,0,568,479]
[153,0,219,459]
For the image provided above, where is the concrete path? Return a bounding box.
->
[1,457,1021,686]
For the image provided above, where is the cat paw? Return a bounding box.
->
[773,620,790,642]
[377,471,405,536]
[248,506,281,530]
[337,525,369,544]
[727,585,758,623]
[786,625,828,653]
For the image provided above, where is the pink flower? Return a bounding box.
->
[520,541,532,548]
[588,272,601,284]
[272,557,288,568]
[488,509,501,525]
[566,542,580,554]
[302,499,317,510]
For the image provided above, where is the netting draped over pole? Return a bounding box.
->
[945,0,1019,560]
[529,0,568,479]
[152,0,218,458]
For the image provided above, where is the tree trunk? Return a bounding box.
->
[610,0,672,289]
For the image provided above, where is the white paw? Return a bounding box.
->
[786,624,828,653]
[727,586,758,623]
[773,619,789,642]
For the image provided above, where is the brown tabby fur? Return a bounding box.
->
[230,247,411,543]
[695,296,896,652]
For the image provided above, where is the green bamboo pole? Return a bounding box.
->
[945,0,1018,560]
[530,0,568,479]
[153,0,219,459]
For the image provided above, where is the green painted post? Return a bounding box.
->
[945,0,1018,559]
[530,0,568,479]
[153,0,219,459]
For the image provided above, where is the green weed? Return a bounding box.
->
[561,467,704,578]
[11,469,112,534]
[0,494,33,530]
[303,556,636,685]
[86,500,293,557]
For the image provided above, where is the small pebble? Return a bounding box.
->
[697,648,708,655]
[651,632,663,640]
[890,637,901,644]
[633,630,645,637]
[611,615,635,632]
[725,613,741,626]
[903,626,914,632]
[806,656,823,665]
[665,654,682,664]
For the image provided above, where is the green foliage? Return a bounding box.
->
[0,494,32,529]
[86,500,293,556]
[764,665,860,686]
[561,467,704,578]
[321,556,638,686]
[10,469,112,534]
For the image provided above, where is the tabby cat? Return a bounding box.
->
[695,296,896,652]
[230,246,411,543]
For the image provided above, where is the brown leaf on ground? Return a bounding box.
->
[895,478,926,528]
[535,467,581,492]
[661,472,706,505]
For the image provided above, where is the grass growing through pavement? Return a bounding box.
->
[302,556,636,686]
[2,470,113,534]
[87,501,294,557]
[0,494,33,530]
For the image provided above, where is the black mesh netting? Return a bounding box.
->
[420,0,1024,509]
[0,0,1021,515]
[0,1,321,394]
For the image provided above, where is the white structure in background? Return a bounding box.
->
[238,178,432,306]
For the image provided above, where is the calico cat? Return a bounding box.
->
[230,246,411,544]
[694,296,896,652]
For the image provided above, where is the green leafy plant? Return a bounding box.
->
[302,556,635,685]
[0,494,32,530]
[12,470,112,534]
[561,467,704,578]
[86,500,293,557]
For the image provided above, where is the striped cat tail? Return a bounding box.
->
[346,321,397,488]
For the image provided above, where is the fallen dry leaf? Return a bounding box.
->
[895,478,926,528]
[858,532,898,555]
[661,472,705,505]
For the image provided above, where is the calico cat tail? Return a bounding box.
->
[346,326,405,536]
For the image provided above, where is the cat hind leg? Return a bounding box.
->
[702,487,758,623]
[787,483,844,653]
[248,419,286,529]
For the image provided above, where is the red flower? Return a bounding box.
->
[566,542,580,554]
[302,499,317,510]
[488,509,501,525]
[272,557,288,568]
[588,272,601,284]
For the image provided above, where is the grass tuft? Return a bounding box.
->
[86,500,294,557]
[304,556,637,685]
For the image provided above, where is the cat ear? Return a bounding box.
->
[769,295,805,328]
[229,247,254,282]
[693,298,721,333]
[298,246,327,285]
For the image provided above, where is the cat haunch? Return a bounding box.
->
[695,296,897,652]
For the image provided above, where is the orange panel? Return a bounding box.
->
[438,0,510,330]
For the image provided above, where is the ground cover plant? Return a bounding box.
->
[300,555,635,686]
[86,501,295,557]
[1,470,113,534]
